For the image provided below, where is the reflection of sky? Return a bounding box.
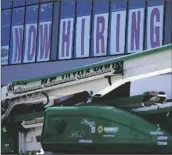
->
[12,8,25,26]
[2,10,11,27]
[40,3,53,22]
[27,5,38,11]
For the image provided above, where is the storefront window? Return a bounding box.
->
[26,0,39,5]
[10,8,25,64]
[74,0,92,58]
[1,0,12,9]
[23,5,38,63]
[58,0,75,60]
[108,0,127,55]
[164,0,172,45]
[2,10,11,65]
[13,0,25,7]
[37,3,53,62]
[40,0,54,2]
[91,0,109,57]
[51,2,60,61]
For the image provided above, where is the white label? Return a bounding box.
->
[157,141,167,145]
[150,131,164,135]
[104,127,118,133]
[157,136,168,140]
[103,135,115,138]
[91,126,96,133]
[79,139,92,144]
[68,131,85,138]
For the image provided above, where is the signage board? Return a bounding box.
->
[2,1,167,65]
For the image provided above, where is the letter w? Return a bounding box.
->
[39,23,51,60]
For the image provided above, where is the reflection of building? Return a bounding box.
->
[1,0,172,97]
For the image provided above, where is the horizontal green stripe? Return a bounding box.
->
[13,44,172,84]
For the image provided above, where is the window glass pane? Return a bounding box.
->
[10,8,25,64]
[1,0,12,9]
[23,5,38,63]
[37,3,53,62]
[58,0,75,60]
[51,2,60,61]
[145,0,164,50]
[91,0,109,57]
[111,0,127,11]
[126,0,145,53]
[13,0,25,7]
[147,0,164,7]
[164,0,172,44]
[74,0,92,58]
[26,0,39,5]
[2,10,11,65]
[40,0,53,2]
[108,0,127,55]
[129,0,145,9]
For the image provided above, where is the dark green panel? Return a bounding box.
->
[14,111,44,122]
[41,106,172,153]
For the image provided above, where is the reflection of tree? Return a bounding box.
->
[1,48,8,57]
